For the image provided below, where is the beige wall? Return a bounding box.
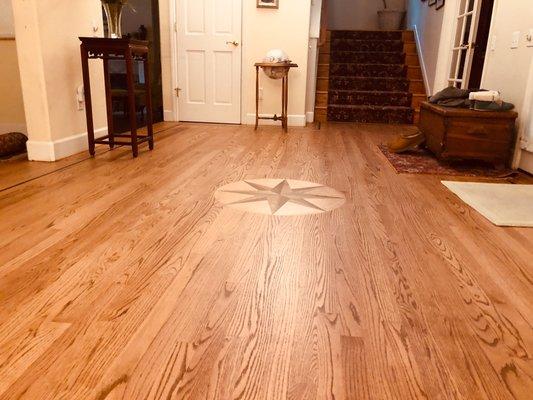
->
[0,0,26,133]
[12,0,106,160]
[158,0,173,120]
[241,0,311,124]
[406,0,444,94]
[328,0,406,31]
[329,0,380,31]
[0,39,26,133]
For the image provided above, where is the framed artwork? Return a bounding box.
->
[257,0,279,8]
[428,0,437,5]
[436,0,445,9]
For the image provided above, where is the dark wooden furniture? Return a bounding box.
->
[419,102,518,166]
[79,37,154,158]
[254,62,298,132]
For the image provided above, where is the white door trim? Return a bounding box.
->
[169,0,179,121]
[168,0,243,124]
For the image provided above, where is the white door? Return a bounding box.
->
[177,0,242,123]
[448,0,482,89]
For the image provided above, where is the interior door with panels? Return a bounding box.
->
[177,0,242,123]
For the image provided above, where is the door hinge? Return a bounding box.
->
[175,87,181,97]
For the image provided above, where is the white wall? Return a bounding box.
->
[479,0,533,171]
[406,0,445,94]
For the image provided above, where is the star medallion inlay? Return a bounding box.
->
[215,179,346,216]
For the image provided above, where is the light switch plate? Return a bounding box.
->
[511,31,521,49]
[490,35,497,51]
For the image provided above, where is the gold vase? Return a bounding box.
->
[102,2,124,39]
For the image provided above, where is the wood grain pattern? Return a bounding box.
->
[0,122,532,399]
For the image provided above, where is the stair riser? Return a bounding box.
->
[407,67,422,79]
[331,52,405,64]
[330,77,409,92]
[410,80,425,94]
[330,64,406,78]
[411,95,426,110]
[331,31,403,40]
[329,91,412,107]
[315,92,328,107]
[328,107,414,124]
[317,64,330,77]
[317,78,329,91]
[405,54,419,66]
[331,39,404,52]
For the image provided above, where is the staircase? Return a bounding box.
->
[314,30,426,124]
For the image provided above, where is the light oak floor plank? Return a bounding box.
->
[0,122,531,400]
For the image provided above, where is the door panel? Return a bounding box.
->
[178,0,241,123]
[448,0,482,89]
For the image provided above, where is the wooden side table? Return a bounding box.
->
[79,37,154,158]
[254,62,298,132]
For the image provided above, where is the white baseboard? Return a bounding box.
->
[0,123,27,135]
[306,111,314,123]
[27,127,107,162]
[164,109,176,121]
[412,25,431,95]
[244,113,306,127]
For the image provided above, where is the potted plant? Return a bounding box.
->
[377,0,406,31]
[101,0,128,38]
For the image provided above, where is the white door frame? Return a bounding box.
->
[168,0,243,123]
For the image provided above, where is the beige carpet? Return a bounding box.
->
[442,181,533,227]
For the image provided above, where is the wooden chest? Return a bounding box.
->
[419,102,518,166]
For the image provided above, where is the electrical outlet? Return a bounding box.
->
[259,87,264,100]
[511,31,521,49]
[76,85,85,110]
[527,29,533,47]
[490,35,497,51]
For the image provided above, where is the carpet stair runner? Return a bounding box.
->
[314,30,427,124]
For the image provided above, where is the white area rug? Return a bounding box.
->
[442,181,533,227]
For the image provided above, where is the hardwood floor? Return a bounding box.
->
[0,122,531,400]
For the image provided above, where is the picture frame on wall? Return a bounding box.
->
[436,0,445,9]
[257,0,279,8]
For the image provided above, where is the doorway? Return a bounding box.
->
[448,0,495,89]
[103,0,164,133]
[175,0,242,124]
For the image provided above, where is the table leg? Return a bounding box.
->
[281,76,286,131]
[103,57,115,149]
[143,55,154,150]
[126,50,138,157]
[80,44,95,156]
[284,73,289,132]
[255,66,259,130]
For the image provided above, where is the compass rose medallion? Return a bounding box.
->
[215,179,346,216]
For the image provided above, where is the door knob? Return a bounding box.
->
[226,40,239,46]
